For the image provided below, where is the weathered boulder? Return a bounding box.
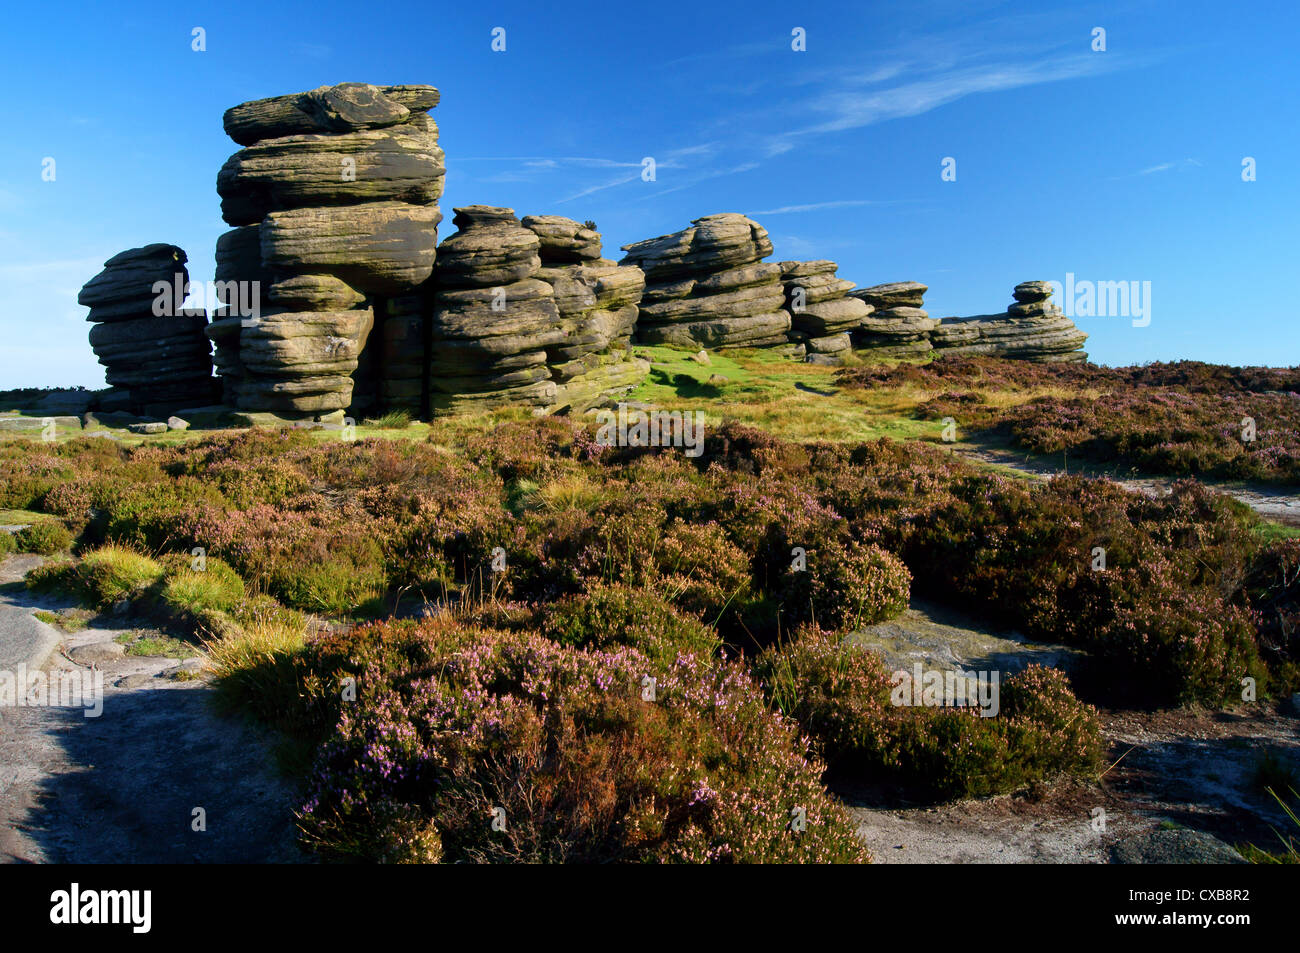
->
[237,307,375,412]
[520,215,602,263]
[780,260,871,362]
[218,122,445,225]
[260,201,441,294]
[620,214,790,349]
[850,281,937,358]
[522,215,648,411]
[78,245,215,413]
[425,207,560,412]
[214,82,445,416]
[933,280,1088,363]
[223,83,440,147]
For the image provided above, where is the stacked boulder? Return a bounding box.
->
[522,215,648,411]
[778,260,871,361]
[214,82,444,414]
[850,281,937,358]
[425,206,564,414]
[206,226,272,406]
[78,244,215,414]
[620,214,790,349]
[932,281,1088,362]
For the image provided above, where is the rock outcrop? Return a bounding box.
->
[78,245,215,414]
[424,206,561,414]
[417,207,648,415]
[523,215,648,412]
[850,281,937,358]
[779,260,871,361]
[214,82,444,414]
[932,280,1088,362]
[620,214,790,349]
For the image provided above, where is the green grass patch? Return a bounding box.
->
[114,629,199,659]
[1253,521,1300,544]
[0,508,57,525]
[624,345,933,443]
[32,607,91,631]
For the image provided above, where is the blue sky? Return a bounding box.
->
[2,0,1296,388]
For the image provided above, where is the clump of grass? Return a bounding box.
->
[364,409,412,430]
[0,532,15,558]
[26,544,164,609]
[1242,786,1300,864]
[160,557,246,616]
[15,521,73,555]
[533,473,606,513]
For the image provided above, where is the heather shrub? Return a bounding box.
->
[0,447,73,509]
[0,532,16,558]
[841,356,1300,486]
[1241,538,1300,692]
[15,521,72,555]
[202,503,388,616]
[207,458,311,508]
[101,477,227,551]
[464,417,603,483]
[651,519,753,619]
[167,428,316,473]
[267,531,387,617]
[41,479,96,531]
[779,540,911,630]
[753,628,1103,800]
[298,623,868,863]
[901,473,1264,705]
[540,583,722,671]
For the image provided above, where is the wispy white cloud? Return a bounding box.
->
[748,199,883,215]
[1113,157,1203,179]
[458,156,643,169]
[555,171,644,204]
[780,54,1123,147]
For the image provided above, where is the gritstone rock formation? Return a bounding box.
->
[619,214,790,349]
[78,244,215,415]
[417,207,649,415]
[523,215,648,413]
[425,206,561,414]
[779,260,871,362]
[850,281,937,358]
[932,280,1088,362]
[214,82,444,414]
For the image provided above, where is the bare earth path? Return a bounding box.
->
[0,555,302,863]
[953,443,1300,527]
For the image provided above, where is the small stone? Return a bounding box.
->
[707,374,729,384]
[69,641,126,665]
[127,422,168,434]
[166,416,189,431]
[691,350,711,365]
